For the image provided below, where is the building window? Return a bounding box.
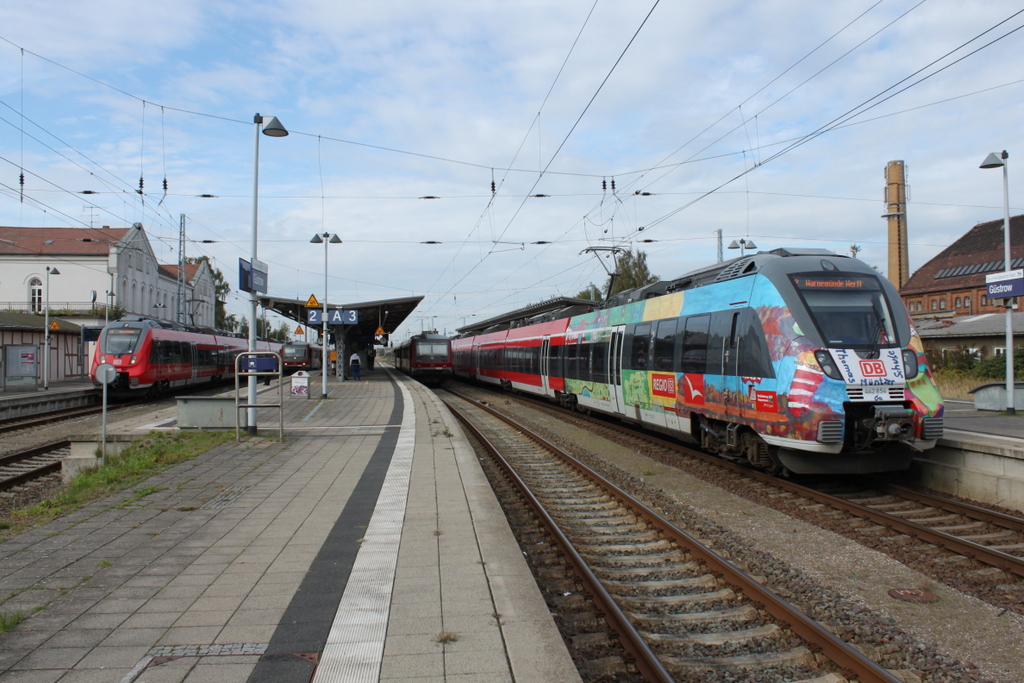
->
[931,300,937,311]
[30,278,42,313]
[955,297,961,308]
[982,296,988,306]
[995,347,1006,356]
[965,296,971,309]
[940,299,946,309]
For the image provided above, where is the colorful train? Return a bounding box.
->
[395,333,452,385]
[452,248,944,475]
[281,342,324,374]
[91,317,283,398]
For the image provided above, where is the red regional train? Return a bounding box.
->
[281,342,324,374]
[91,317,283,397]
[395,333,452,385]
[452,248,944,475]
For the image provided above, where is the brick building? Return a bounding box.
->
[901,215,1024,319]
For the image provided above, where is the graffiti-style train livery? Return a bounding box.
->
[91,318,283,398]
[453,248,944,475]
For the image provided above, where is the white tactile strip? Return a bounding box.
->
[311,374,416,683]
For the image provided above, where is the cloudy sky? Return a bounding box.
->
[1,1,1022,338]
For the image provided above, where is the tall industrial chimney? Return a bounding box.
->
[884,160,909,288]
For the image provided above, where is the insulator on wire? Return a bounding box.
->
[491,180,496,193]
[611,179,616,191]
[163,178,168,192]
[602,179,607,191]
[138,176,144,195]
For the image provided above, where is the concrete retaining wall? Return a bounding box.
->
[911,435,1024,513]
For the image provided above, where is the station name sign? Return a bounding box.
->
[238,258,268,294]
[985,269,1024,299]
[307,309,359,325]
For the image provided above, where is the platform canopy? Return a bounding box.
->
[258,294,423,338]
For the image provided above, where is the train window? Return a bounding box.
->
[653,320,677,372]
[102,328,142,355]
[546,343,562,379]
[734,309,775,378]
[628,323,651,370]
[591,340,609,384]
[790,273,897,347]
[417,343,449,363]
[566,339,579,379]
[680,315,709,374]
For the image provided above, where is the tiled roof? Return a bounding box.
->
[915,311,1024,338]
[901,215,1024,295]
[0,226,131,256]
[158,263,202,281]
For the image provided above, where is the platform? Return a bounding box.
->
[0,368,581,682]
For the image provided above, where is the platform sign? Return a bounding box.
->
[307,309,359,325]
[986,269,1024,299]
[238,258,269,294]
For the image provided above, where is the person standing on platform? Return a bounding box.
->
[350,351,361,381]
[367,347,375,371]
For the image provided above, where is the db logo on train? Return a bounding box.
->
[859,359,887,377]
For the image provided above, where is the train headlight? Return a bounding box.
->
[130,355,138,365]
[901,349,919,380]
[813,350,842,380]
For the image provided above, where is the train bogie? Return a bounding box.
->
[452,248,944,475]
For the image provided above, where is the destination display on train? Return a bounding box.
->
[790,275,880,290]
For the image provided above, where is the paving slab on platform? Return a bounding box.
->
[0,367,580,683]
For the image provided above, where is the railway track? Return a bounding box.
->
[0,406,104,436]
[442,389,905,683]
[0,441,69,492]
[449,382,1024,612]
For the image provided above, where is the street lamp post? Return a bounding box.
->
[981,150,1015,415]
[728,238,757,258]
[43,266,60,390]
[310,232,342,398]
[247,113,288,435]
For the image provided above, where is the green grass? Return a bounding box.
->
[0,611,26,633]
[3,430,232,540]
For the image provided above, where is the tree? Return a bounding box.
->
[608,249,659,297]
[186,256,231,329]
[575,283,604,301]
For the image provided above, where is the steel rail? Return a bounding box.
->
[0,440,69,491]
[444,389,904,683]
[473,385,1024,580]
[445,400,676,683]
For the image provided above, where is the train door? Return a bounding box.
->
[709,310,746,418]
[609,326,625,414]
[540,337,551,395]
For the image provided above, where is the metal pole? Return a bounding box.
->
[322,235,329,398]
[1002,153,1015,415]
[247,115,261,435]
[101,380,108,465]
[44,268,50,390]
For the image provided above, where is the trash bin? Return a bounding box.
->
[291,371,310,398]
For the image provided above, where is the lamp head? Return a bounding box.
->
[981,152,1006,169]
[47,267,61,275]
[743,239,757,249]
[261,116,289,137]
[310,234,324,244]
[329,234,342,244]
[728,240,740,249]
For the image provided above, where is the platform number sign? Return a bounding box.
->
[307,309,359,325]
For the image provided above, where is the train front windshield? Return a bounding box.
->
[790,274,896,348]
[283,346,307,359]
[416,343,449,363]
[102,328,143,355]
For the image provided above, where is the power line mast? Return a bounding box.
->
[177,214,187,325]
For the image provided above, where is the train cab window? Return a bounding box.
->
[790,273,897,348]
[627,323,651,370]
[103,328,142,355]
[417,343,449,363]
[653,320,678,372]
[680,315,709,374]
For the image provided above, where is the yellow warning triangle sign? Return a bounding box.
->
[295,325,304,335]
[375,326,386,335]
[304,294,320,308]
[49,321,60,330]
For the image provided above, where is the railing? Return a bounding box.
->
[1,302,116,315]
